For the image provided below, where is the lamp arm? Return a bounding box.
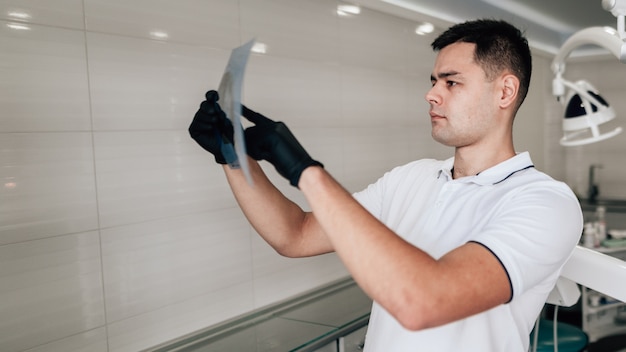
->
[551,27,626,76]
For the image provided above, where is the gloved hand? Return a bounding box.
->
[242,106,323,187]
[189,90,236,164]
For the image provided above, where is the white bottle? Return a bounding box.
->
[583,222,596,248]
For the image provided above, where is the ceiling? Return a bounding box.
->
[365,0,618,56]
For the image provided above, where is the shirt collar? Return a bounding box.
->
[437,152,535,185]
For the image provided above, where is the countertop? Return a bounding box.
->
[148,278,372,352]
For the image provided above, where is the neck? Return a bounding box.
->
[452,144,515,179]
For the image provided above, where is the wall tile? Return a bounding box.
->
[84,0,240,48]
[342,126,417,192]
[0,0,84,29]
[106,282,254,352]
[339,4,412,74]
[292,126,346,183]
[341,65,409,128]
[0,132,99,245]
[86,32,229,132]
[0,22,91,132]
[251,234,348,308]
[244,54,342,128]
[93,130,236,228]
[101,210,253,323]
[406,30,440,77]
[0,231,105,351]
[239,0,340,64]
[23,327,107,352]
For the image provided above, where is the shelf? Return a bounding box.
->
[595,245,626,254]
[586,320,626,342]
[585,301,626,314]
[148,277,372,352]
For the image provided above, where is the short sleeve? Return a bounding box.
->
[472,181,583,299]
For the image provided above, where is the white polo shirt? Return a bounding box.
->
[353,152,583,352]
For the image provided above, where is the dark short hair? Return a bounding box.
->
[431,19,532,111]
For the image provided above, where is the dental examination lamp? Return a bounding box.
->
[552,0,626,146]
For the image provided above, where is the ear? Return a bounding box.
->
[499,74,519,109]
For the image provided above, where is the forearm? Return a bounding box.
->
[298,166,511,330]
[232,104,510,330]
[223,158,332,257]
[298,167,433,314]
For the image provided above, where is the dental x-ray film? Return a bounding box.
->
[217,39,255,184]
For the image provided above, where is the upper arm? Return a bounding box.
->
[400,242,512,330]
[438,242,511,316]
[407,183,582,329]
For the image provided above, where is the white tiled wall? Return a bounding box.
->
[0,0,586,351]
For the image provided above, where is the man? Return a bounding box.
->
[189,19,583,351]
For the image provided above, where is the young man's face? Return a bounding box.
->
[426,42,501,148]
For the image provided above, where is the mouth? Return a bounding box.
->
[429,111,445,121]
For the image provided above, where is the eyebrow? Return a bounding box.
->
[430,71,461,81]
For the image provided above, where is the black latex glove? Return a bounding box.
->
[189,90,236,164]
[242,106,323,187]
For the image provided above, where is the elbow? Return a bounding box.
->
[394,309,431,331]
[275,247,299,258]
[271,242,296,258]
[271,240,304,258]
[388,293,441,331]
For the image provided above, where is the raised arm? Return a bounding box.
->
[240,106,512,330]
[222,159,333,257]
[297,166,511,330]
[189,91,332,257]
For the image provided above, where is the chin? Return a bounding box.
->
[432,133,451,146]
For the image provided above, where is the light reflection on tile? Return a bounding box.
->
[87,32,230,131]
[0,133,99,245]
[240,0,340,63]
[339,5,413,73]
[0,231,105,352]
[0,0,84,29]
[84,0,240,48]
[0,22,91,132]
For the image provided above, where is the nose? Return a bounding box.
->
[425,85,441,106]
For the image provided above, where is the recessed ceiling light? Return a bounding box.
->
[6,23,30,30]
[337,5,361,16]
[150,31,169,39]
[8,11,31,20]
[415,22,434,35]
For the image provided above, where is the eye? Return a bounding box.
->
[446,80,457,87]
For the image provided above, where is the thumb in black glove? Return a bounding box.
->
[242,106,323,187]
[189,90,236,164]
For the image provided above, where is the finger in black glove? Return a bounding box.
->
[189,90,236,164]
[242,105,323,187]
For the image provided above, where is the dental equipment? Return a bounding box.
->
[552,0,626,146]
